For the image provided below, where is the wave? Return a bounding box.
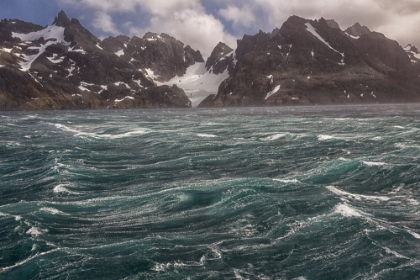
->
[53,123,149,139]
[406,229,420,239]
[197,133,219,138]
[318,134,337,141]
[53,184,79,195]
[273,178,300,183]
[39,207,67,215]
[362,161,388,167]
[261,133,286,141]
[0,248,60,273]
[333,203,363,217]
[26,226,47,237]
[326,186,390,202]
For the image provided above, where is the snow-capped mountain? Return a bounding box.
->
[1,11,420,110]
[201,16,420,107]
[0,11,192,110]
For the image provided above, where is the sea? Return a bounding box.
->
[1,105,420,279]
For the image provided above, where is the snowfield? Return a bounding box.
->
[157,62,229,107]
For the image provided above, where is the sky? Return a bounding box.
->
[1,0,420,58]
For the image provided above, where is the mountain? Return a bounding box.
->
[0,11,193,110]
[102,32,204,82]
[1,11,420,110]
[199,16,420,107]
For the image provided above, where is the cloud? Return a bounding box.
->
[147,9,237,57]
[219,5,256,28]
[62,0,236,57]
[244,0,420,46]
[92,11,120,35]
[58,0,420,55]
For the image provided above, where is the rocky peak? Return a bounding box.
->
[405,44,419,53]
[123,32,203,81]
[236,30,271,60]
[184,45,204,66]
[53,10,71,27]
[345,22,371,37]
[102,35,130,53]
[326,19,340,29]
[205,42,233,70]
[270,28,280,38]
[403,44,420,72]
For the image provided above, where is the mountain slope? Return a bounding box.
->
[0,11,191,110]
[199,16,420,107]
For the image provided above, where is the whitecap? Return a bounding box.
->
[197,133,218,138]
[383,246,410,259]
[100,129,149,139]
[334,203,362,217]
[273,178,300,183]
[362,161,387,167]
[152,261,187,272]
[40,207,66,215]
[318,134,336,141]
[261,134,286,141]
[407,230,420,239]
[53,184,79,195]
[327,186,390,202]
[26,226,46,237]
[53,123,148,139]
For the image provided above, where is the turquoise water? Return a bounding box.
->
[1,105,420,279]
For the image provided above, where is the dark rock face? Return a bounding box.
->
[326,20,340,29]
[345,22,371,37]
[0,11,191,110]
[103,32,204,82]
[1,11,420,110]
[235,30,271,60]
[200,15,420,107]
[114,85,191,109]
[205,42,233,74]
[0,18,43,44]
[404,44,420,76]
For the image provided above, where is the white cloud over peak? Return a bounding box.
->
[92,11,120,35]
[58,0,420,56]
[144,9,237,57]
[219,5,256,28]
[61,0,236,57]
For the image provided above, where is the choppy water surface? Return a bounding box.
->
[1,105,420,279]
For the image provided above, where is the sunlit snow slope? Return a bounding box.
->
[157,62,229,107]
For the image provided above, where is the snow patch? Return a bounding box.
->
[78,85,90,92]
[115,49,124,57]
[115,96,135,103]
[2,47,13,53]
[12,25,68,43]
[345,32,360,39]
[144,68,159,81]
[157,62,230,107]
[265,85,281,100]
[306,22,345,65]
